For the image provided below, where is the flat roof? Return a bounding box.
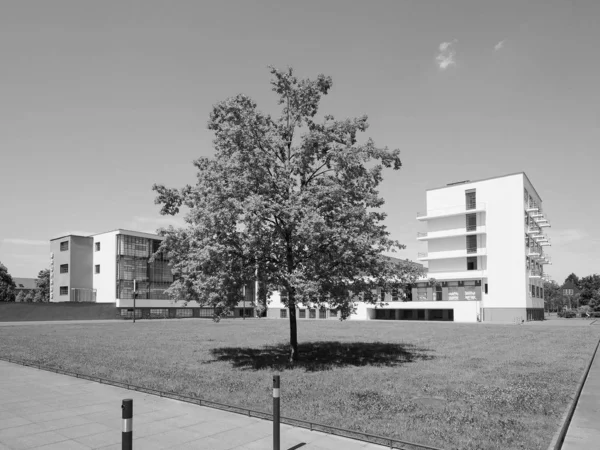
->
[89,229,163,239]
[426,171,542,202]
[50,228,163,242]
[49,234,91,242]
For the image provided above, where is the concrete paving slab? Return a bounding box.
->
[0,361,388,450]
[562,341,600,450]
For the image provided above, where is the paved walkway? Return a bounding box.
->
[561,339,600,449]
[0,361,386,450]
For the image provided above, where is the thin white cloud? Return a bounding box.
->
[2,238,48,246]
[552,229,587,245]
[494,40,505,51]
[129,215,186,233]
[435,40,458,70]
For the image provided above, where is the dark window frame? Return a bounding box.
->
[95,265,100,274]
[59,286,68,295]
[60,241,69,251]
[59,264,69,274]
[95,242,101,251]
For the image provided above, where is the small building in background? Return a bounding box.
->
[13,277,37,299]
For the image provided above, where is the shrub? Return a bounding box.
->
[563,311,576,318]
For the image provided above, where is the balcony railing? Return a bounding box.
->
[417,203,486,220]
[528,249,541,257]
[417,232,428,238]
[418,252,428,259]
[418,248,487,261]
[466,247,478,254]
[529,270,543,278]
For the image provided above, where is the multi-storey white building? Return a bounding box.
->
[267,172,550,323]
[49,229,255,319]
[415,172,550,322]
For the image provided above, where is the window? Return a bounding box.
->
[531,284,535,296]
[120,309,142,319]
[380,289,386,301]
[176,309,193,317]
[280,309,287,318]
[95,242,101,251]
[299,309,306,319]
[465,190,476,210]
[60,241,69,251]
[95,265,100,274]
[466,213,477,232]
[467,257,477,271]
[448,286,459,301]
[60,264,68,273]
[392,289,399,301]
[329,309,337,318]
[59,286,68,295]
[485,283,488,294]
[526,257,530,270]
[540,288,544,298]
[309,309,316,319]
[435,285,443,301]
[536,286,540,298]
[417,287,428,301]
[525,234,530,247]
[150,308,169,317]
[319,309,327,319]
[466,235,477,254]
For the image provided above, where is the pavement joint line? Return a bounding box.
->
[0,357,441,450]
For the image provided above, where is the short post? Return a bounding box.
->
[122,399,132,450]
[273,375,280,450]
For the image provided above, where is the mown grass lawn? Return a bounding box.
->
[1,319,598,450]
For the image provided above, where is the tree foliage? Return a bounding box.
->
[563,272,580,287]
[34,269,50,303]
[153,66,424,361]
[15,291,26,303]
[0,262,16,302]
[543,281,562,312]
[579,274,600,306]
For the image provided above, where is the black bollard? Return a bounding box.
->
[122,399,132,450]
[273,375,280,450]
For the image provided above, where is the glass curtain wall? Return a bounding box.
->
[116,235,173,299]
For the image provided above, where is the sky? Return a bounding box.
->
[1,0,599,284]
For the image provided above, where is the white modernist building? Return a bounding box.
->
[49,229,255,319]
[415,172,550,322]
[267,172,550,322]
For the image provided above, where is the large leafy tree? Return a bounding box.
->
[153,66,423,362]
[579,274,600,306]
[0,262,16,302]
[34,269,50,303]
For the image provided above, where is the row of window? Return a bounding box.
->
[530,284,544,298]
[526,257,542,273]
[58,264,101,274]
[59,241,101,252]
[280,309,338,319]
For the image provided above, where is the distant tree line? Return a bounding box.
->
[544,272,600,313]
[0,262,50,303]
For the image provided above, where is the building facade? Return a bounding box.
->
[49,229,255,318]
[266,172,551,323]
[415,172,550,322]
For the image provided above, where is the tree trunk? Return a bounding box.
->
[288,292,298,363]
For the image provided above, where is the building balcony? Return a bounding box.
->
[540,255,552,265]
[529,270,544,278]
[533,214,550,227]
[417,203,486,221]
[527,227,541,235]
[416,226,486,241]
[418,247,487,261]
[527,248,541,258]
[526,205,539,213]
[425,270,488,280]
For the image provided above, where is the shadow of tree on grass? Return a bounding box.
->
[207,341,434,372]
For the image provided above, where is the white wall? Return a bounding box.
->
[424,173,536,312]
[92,231,118,303]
